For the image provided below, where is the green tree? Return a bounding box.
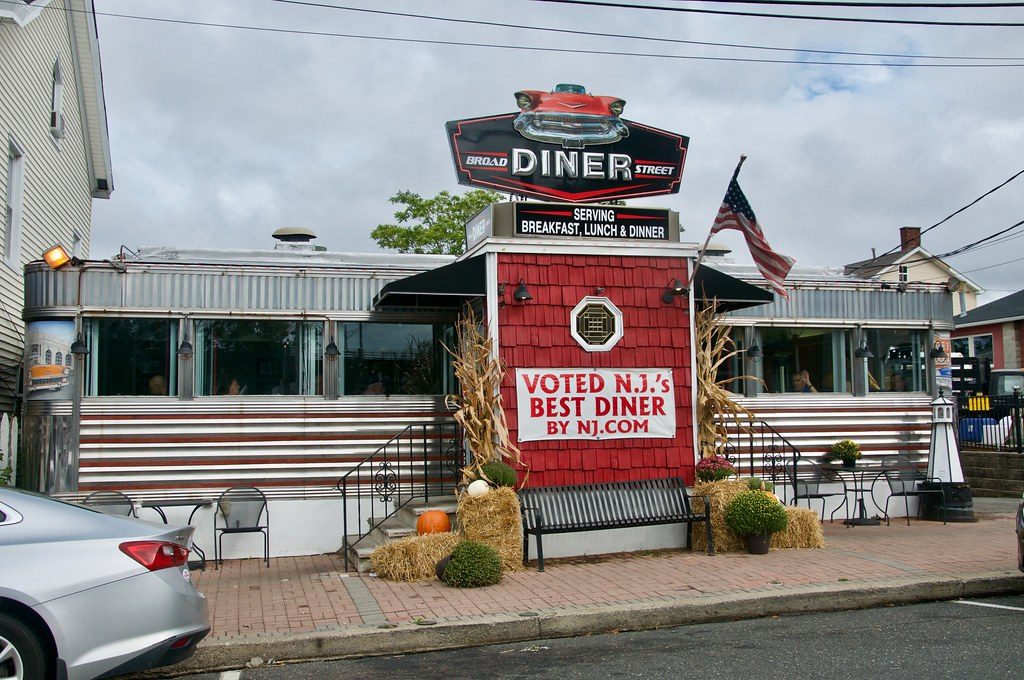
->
[371,189,500,255]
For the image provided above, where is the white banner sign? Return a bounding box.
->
[515,368,676,442]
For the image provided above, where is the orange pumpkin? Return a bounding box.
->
[416,509,451,535]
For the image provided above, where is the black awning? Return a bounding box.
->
[374,255,486,308]
[693,266,774,311]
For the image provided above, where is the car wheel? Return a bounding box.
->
[0,613,51,680]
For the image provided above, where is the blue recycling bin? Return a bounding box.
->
[959,417,995,443]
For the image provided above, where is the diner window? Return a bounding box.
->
[194,320,322,396]
[713,328,745,395]
[864,328,926,392]
[82,318,178,396]
[760,327,850,394]
[339,322,454,396]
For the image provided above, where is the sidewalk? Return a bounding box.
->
[172,499,1024,675]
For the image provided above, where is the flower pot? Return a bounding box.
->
[842,459,856,469]
[744,533,772,555]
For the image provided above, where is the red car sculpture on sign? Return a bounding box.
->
[513,84,629,149]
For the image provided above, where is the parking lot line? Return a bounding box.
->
[953,600,1024,612]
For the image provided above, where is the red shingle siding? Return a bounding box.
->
[498,253,694,487]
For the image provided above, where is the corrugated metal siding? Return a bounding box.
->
[71,397,456,501]
[726,395,934,466]
[727,287,952,323]
[24,263,437,316]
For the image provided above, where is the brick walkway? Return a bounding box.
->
[191,504,1022,644]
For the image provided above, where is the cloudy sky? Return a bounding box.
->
[88,0,1024,299]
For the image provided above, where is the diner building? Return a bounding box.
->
[19,211,956,560]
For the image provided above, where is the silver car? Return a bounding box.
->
[0,487,209,680]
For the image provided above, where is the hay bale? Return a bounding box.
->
[690,480,825,552]
[370,532,459,581]
[457,486,524,573]
[772,507,825,549]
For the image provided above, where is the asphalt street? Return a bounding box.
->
[167,595,1024,680]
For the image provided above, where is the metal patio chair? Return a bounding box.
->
[83,490,138,518]
[872,456,947,526]
[787,459,849,523]
[214,486,270,568]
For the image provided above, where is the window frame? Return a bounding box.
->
[4,138,26,271]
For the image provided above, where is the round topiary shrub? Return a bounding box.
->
[440,540,502,587]
[746,476,774,493]
[478,460,518,488]
[724,490,789,537]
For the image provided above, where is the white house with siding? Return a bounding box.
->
[1,0,112,416]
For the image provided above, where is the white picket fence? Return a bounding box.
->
[0,413,18,486]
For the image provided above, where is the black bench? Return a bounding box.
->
[518,477,715,571]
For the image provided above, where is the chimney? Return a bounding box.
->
[899,227,921,252]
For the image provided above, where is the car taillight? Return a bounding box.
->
[119,541,189,571]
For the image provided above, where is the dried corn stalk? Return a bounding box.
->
[695,301,758,459]
[444,308,528,486]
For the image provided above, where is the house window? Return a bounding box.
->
[194,319,322,396]
[897,265,909,283]
[50,58,65,141]
[3,139,26,269]
[864,328,926,392]
[760,327,851,393]
[338,322,454,396]
[81,319,178,396]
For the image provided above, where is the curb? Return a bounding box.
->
[152,572,1024,676]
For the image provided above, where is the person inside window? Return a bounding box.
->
[221,378,244,395]
[148,374,167,395]
[889,373,907,392]
[791,370,817,393]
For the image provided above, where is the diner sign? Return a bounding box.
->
[516,203,670,241]
[515,368,676,442]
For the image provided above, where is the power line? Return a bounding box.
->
[10,1,1019,68]
[267,0,1024,61]
[961,253,1024,273]
[14,0,1024,66]
[528,0,1024,26]
[845,168,1024,274]
[670,0,1024,7]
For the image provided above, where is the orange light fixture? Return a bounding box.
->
[42,245,72,270]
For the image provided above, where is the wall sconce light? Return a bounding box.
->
[177,333,194,359]
[70,332,89,357]
[854,338,874,359]
[594,286,605,295]
[513,279,532,303]
[42,245,81,270]
[746,342,762,361]
[929,341,947,360]
[324,339,341,361]
[662,278,688,304]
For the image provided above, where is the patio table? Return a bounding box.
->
[822,463,884,526]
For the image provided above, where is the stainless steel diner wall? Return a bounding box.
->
[71,397,456,501]
[726,284,953,325]
[24,256,454,316]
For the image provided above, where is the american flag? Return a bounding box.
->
[710,167,794,299]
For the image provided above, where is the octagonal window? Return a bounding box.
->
[570,297,623,352]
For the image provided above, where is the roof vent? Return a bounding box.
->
[272,227,324,252]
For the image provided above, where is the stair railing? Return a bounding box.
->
[337,422,463,571]
[720,419,801,502]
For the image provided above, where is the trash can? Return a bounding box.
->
[958,418,995,443]
[1016,500,1024,573]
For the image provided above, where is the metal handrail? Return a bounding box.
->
[721,418,802,502]
[337,422,463,571]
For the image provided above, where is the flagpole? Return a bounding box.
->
[688,154,746,287]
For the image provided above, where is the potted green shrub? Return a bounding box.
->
[825,439,862,468]
[724,490,789,554]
